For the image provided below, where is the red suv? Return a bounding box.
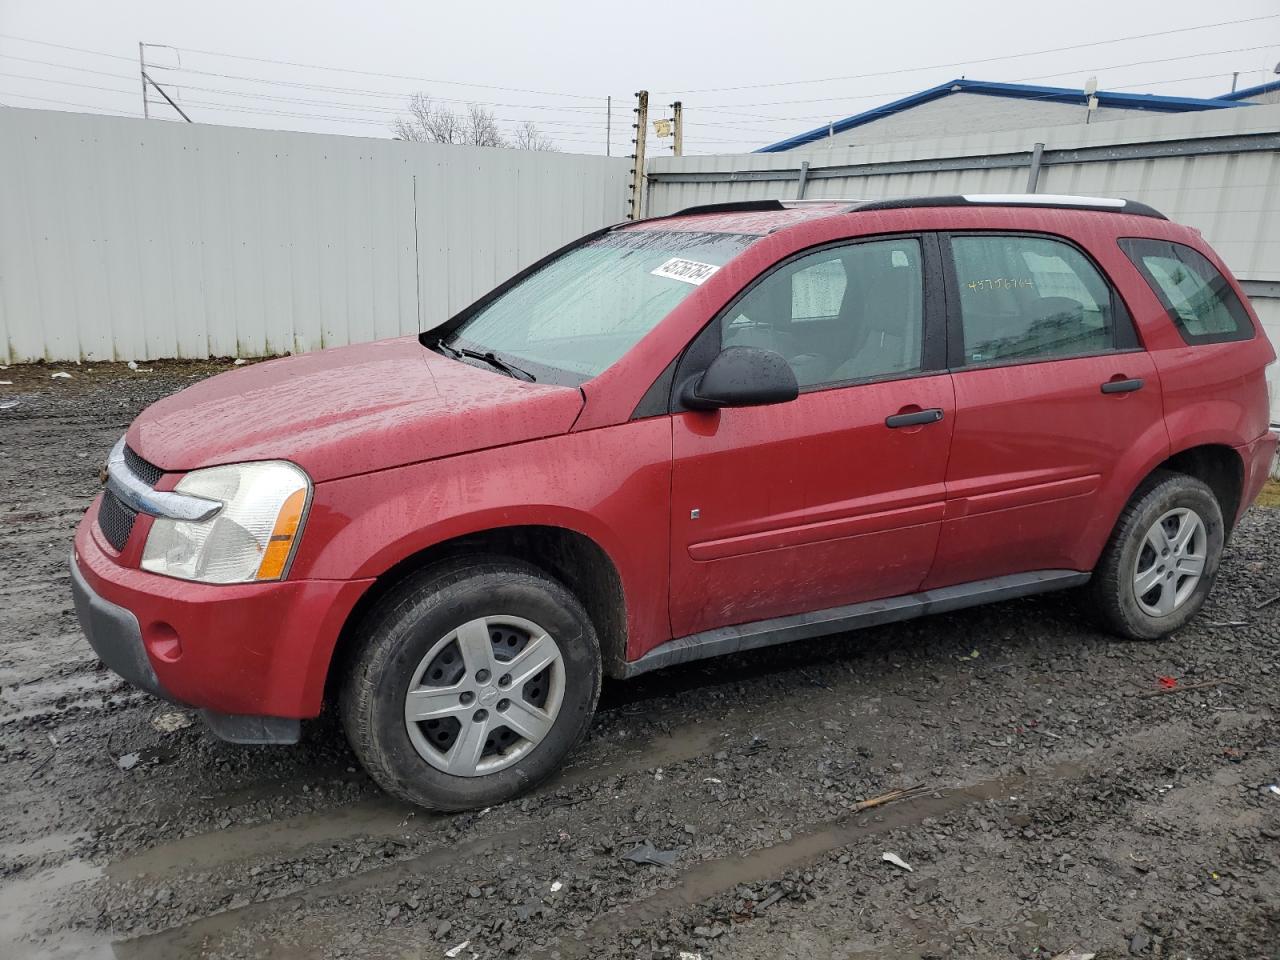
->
[72,195,1277,810]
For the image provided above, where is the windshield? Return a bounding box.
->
[443,230,758,383]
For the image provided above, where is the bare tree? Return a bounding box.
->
[511,120,559,152]
[463,103,506,147]
[393,93,557,151]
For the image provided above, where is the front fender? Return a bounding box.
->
[289,418,674,663]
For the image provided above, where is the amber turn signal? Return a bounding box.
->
[256,488,308,580]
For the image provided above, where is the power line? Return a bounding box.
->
[0,50,621,114]
[145,40,603,101]
[0,31,607,102]
[1012,45,1275,88]
[0,89,143,115]
[0,70,136,97]
[657,13,1279,94]
[683,69,1261,134]
[146,62,619,109]
[687,43,1273,109]
[0,52,139,82]
[0,32,137,62]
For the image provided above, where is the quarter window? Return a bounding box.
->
[950,235,1123,365]
[721,238,924,389]
[1119,239,1253,345]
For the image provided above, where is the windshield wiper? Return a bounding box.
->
[435,340,536,382]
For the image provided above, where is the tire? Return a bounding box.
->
[1090,470,1225,640]
[340,557,602,811]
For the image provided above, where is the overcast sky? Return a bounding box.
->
[1,0,1277,155]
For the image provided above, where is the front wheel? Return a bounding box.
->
[1090,471,1225,640]
[341,558,602,811]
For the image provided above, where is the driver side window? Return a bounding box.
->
[722,238,924,389]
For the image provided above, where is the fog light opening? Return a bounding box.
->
[146,621,183,662]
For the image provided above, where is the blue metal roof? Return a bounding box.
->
[1219,78,1280,101]
[756,78,1246,153]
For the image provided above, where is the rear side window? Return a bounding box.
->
[1119,239,1254,345]
[949,235,1130,365]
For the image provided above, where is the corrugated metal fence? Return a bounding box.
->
[0,108,631,364]
[647,103,1280,422]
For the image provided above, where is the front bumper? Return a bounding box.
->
[71,552,302,744]
[72,496,373,738]
[70,550,167,700]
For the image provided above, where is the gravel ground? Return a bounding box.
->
[1,361,1278,960]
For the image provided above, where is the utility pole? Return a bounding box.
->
[629,90,648,220]
[606,96,611,156]
[671,100,683,157]
[139,42,149,119]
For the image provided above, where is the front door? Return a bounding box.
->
[668,235,955,639]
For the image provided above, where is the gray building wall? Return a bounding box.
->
[793,92,1162,150]
[1239,89,1280,105]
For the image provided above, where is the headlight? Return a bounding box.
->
[141,461,311,584]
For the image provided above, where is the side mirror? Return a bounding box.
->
[681,345,799,411]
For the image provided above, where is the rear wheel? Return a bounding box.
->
[341,558,601,810]
[1090,471,1224,640]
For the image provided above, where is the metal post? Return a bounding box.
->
[606,96,611,157]
[795,160,810,200]
[671,100,683,157]
[139,42,148,119]
[1231,72,1239,93]
[630,90,648,220]
[143,72,192,122]
[1025,142,1045,193]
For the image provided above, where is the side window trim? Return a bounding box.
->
[668,231,948,413]
[939,230,1141,371]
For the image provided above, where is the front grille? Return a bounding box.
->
[97,443,163,551]
[99,488,138,552]
[123,445,164,486]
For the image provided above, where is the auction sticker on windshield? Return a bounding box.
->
[651,257,720,285]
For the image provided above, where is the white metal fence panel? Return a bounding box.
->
[0,108,631,363]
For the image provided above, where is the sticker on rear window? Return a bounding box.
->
[651,257,720,285]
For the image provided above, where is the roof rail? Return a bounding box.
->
[854,194,1167,220]
[667,198,866,218]
[669,200,787,217]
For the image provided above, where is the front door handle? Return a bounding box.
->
[885,407,945,428]
[1101,377,1145,395]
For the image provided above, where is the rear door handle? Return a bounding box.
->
[885,407,945,428]
[1101,377,1145,394]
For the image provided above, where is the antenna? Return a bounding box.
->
[1083,76,1099,124]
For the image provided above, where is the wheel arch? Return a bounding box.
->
[1123,442,1245,535]
[324,523,631,706]
[1160,443,1245,532]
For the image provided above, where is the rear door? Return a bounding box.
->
[922,231,1165,589]
[668,234,955,638]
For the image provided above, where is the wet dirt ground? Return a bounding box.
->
[1,361,1278,960]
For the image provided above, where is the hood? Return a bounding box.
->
[128,337,584,483]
